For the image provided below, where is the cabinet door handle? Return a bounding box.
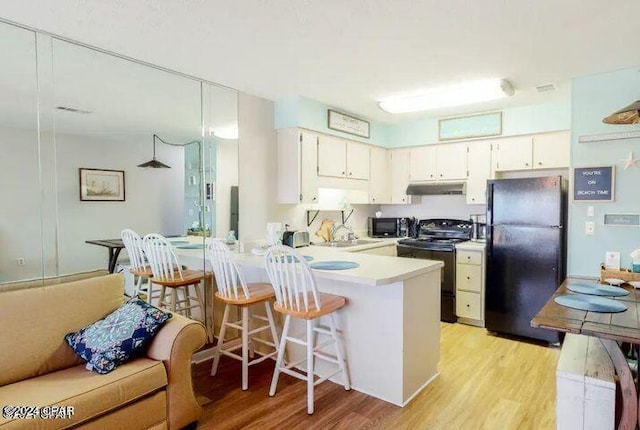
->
[349,172,352,176]
[342,171,345,175]
[525,162,529,167]
[466,276,470,280]
[471,198,475,201]
[439,174,443,177]
[312,197,317,201]
[538,162,542,166]
[466,304,470,307]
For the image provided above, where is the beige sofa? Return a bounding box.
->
[0,274,206,429]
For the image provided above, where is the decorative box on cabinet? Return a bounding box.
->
[455,243,485,327]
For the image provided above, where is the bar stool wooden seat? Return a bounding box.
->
[209,240,280,390]
[142,233,206,318]
[121,229,157,303]
[264,245,350,414]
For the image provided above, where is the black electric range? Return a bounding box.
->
[397,219,473,323]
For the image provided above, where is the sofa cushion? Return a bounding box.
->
[0,274,125,386]
[0,358,167,430]
[65,296,172,374]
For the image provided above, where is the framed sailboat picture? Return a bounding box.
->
[79,168,126,201]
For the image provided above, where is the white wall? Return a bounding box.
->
[238,93,278,242]
[55,134,184,275]
[0,127,43,282]
[380,197,485,222]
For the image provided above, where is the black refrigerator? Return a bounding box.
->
[485,176,566,343]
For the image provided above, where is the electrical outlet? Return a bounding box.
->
[585,221,595,235]
[587,206,594,217]
[16,258,25,266]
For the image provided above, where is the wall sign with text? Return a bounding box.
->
[327,109,370,138]
[572,166,615,202]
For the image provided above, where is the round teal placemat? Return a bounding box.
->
[554,294,627,313]
[566,282,629,297]
[176,244,205,249]
[273,255,314,263]
[169,240,190,245]
[310,261,360,270]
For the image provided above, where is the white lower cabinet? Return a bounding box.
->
[455,244,485,327]
[354,244,397,257]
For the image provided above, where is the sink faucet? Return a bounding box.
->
[331,224,355,242]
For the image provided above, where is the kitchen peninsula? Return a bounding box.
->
[175,240,443,406]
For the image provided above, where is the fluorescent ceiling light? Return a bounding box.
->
[378,79,515,114]
[210,124,239,139]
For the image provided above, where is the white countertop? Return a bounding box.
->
[455,240,487,251]
[173,236,442,287]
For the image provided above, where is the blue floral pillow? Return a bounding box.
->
[65,297,172,374]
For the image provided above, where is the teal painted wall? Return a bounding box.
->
[386,100,571,147]
[275,97,570,148]
[568,67,640,277]
[274,96,390,146]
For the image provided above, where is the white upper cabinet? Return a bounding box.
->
[409,144,467,181]
[493,136,533,171]
[466,141,492,204]
[437,143,468,180]
[409,146,437,181]
[369,146,391,204]
[277,129,319,204]
[346,141,370,180]
[533,131,570,169]
[317,135,347,178]
[390,149,412,204]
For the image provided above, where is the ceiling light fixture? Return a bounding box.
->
[138,134,200,169]
[210,124,239,140]
[602,100,640,124]
[378,79,515,114]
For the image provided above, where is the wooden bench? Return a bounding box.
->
[556,334,615,430]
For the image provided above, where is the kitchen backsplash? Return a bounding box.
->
[272,204,377,242]
[380,195,485,221]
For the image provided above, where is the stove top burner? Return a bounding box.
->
[397,237,466,251]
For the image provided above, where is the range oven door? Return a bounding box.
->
[396,245,457,322]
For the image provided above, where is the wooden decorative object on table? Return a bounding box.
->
[599,264,640,283]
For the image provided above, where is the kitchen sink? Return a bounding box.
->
[314,239,380,248]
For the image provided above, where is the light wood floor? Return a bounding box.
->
[193,323,560,430]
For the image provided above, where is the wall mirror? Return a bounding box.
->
[0,19,239,296]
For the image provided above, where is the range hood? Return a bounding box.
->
[406,182,466,196]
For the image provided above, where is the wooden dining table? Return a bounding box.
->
[85,239,125,273]
[532,277,640,430]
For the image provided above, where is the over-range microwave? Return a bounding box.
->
[368,217,410,238]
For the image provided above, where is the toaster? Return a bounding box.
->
[282,230,310,248]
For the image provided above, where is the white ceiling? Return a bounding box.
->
[0,1,638,123]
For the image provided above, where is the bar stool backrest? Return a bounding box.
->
[264,245,320,312]
[208,240,250,300]
[143,233,184,281]
[121,229,146,271]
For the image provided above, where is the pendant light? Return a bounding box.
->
[602,100,640,124]
[138,134,171,168]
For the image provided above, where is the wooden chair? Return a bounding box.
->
[264,245,350,414]
[209,240,280,390]
[142,233,206,319]
[120,229,156,302]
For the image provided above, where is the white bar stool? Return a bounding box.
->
[143,233,206,318]
[208,240,280,390]
[264,245,350,414]
[121,229,157,303]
